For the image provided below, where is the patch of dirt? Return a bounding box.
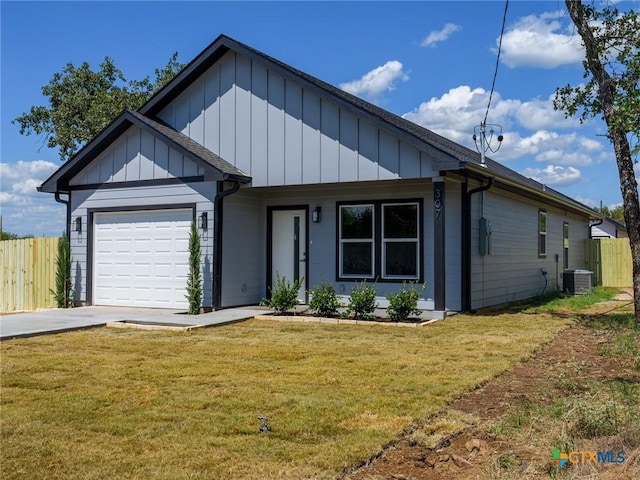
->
[343,297,639,480]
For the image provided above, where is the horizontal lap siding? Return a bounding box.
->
[69,181,216,306]
[157,51,436,187]
[470,188,590,309]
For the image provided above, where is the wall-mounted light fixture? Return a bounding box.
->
[74,217,82,234]
[199,212,208,230]
[312,206,322,223]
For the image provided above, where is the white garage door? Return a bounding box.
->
[93,209,192,309]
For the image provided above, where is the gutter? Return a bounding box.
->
[461,177,494,313]
[465,163,596,219]
[54,192,71,239]
[212,180,241,310]
[589,218,603,239]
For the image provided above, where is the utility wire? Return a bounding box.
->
[483,0,509,126]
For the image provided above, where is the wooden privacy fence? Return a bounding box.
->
[586,238,632,287]
[1,237,59,313]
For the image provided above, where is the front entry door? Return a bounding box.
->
[271,209,307,303]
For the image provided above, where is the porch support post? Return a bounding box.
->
[433,177,446,317]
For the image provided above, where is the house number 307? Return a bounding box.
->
[434,187,443,219]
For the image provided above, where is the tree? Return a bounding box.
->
[554,0,640,324]
[185,222,202,315]
[13,53,183,162]
[598,204,626,225]
[51,232,73,308]
[1,231,19,241]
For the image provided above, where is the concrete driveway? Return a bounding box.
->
[0,306,269,340]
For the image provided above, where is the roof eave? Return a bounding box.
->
[465,162,602,219]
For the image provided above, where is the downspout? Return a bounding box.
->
[589,218,603,239]
[55,192,71,238]
[461,177,494,312]
[212,180,241,310]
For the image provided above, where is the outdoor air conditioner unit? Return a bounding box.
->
[563,270,593,295]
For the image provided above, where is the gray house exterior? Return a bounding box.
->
[40,35,602,315]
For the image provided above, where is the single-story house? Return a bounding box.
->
[590,216,628,239]
[39,34,603,316]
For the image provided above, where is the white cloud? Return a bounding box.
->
[1,160,57,202]
[572,195,599,208]
[403,86,519,141]
[521,165,582,186]
[340,60,409,99]
[0,160,64,237]
[515,94,580,130]
[499,11,584,68]
[421,23,461,47]
[402,86,607,167]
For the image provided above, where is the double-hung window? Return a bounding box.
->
[338,200,422,281]
[382,203,419,278]
[538,210,547,257]
[339,205,375,278]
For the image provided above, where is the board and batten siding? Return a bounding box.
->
[469,187,590,309]
[250,179,462,311]
[69,181,216,307]
[69,125,206,186]
[157,50,438,187]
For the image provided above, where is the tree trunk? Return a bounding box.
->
[566,1,640,323]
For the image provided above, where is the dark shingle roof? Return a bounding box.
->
[127,110,249,180]
[39,109,250,193]
[42,34,602,218]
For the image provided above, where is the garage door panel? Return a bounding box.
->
[93,209,192,309]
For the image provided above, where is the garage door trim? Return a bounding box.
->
[87,203,196,306]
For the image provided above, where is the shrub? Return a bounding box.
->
[386,282,425,322]
[308,283,344,317]
[51,232,73,308]
[345,280,377,320]
[267,274,303,314]
[185,222,202,315]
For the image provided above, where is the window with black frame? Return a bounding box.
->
[382,203,419,279]
[337,201,421,281]
[339,204,374,278]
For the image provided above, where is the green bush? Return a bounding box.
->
[51,232,73,308]
[308,283,344,317]
[386,282,425,322]
[344,280,377,320]
[267,274,303,314]
[185,222,202,315]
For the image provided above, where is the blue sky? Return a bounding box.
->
[1,1,636,237]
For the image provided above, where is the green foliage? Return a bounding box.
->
[267,274,303,314]
[308,282,344,317]
[554,3,640,157]
[1,231,19,240]
[386,282,425,322]
[51,232,73,308]
[555,2,639,326]
[13,53,184,161]
[0,231,34,240]
[344,280,378,320]
[185,222,202,315]
[598,204,626,225]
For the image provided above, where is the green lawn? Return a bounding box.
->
[1,314,571,479]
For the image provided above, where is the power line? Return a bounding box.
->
[483,0,509,126]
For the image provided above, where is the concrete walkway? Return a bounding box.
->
[0,306,271,340]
